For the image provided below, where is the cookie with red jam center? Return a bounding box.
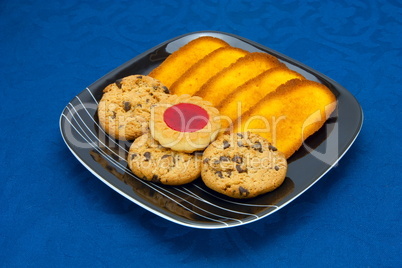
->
[150,94,221,153]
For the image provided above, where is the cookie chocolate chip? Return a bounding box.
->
[201,132,288,199]
[97,75,170,140]
[127,134,201,185]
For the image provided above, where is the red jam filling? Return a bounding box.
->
[163,103,209,132]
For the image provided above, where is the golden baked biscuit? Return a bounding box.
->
[148,36,229,88]
[194,52,284,107]
[234,79,337,158]
[217,66,305,129]
[170,46,249,95]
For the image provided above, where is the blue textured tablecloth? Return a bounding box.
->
[1,0,401,267]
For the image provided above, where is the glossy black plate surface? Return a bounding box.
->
[59,31,363,229]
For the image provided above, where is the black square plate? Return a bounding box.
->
[59,31,363,229]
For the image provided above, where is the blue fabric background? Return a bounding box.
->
[1,0,401,267]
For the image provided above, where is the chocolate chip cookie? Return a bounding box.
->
[97,75,170,140]
[127,133,202,185]
[201,132,287,198]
